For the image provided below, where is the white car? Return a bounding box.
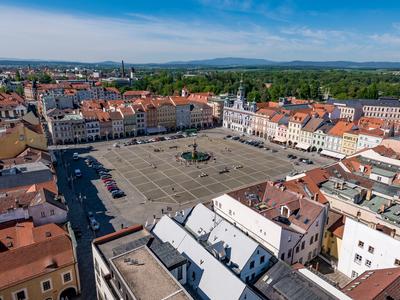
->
[74,169,82,177]
[73,152,79,160]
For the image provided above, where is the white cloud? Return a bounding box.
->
[0,5,399,62]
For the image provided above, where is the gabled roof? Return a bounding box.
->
[152,216,252,300]
[342,267,400,300]
[290,112,309,123]
[327,120,356,137]
[182,204,269,272]
[302,118,325,133]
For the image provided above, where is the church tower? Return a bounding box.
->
[237,79,245,102]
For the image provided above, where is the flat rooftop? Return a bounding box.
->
[111,246,191,300]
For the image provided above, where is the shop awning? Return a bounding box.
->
[320,149,346,160]
[274,136,286,143]
[147,127,167,134]
[296,142,311,150]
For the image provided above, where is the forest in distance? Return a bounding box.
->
[13,68,400,102]
[120,69,400,102]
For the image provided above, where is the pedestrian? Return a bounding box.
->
[161,208,164,214]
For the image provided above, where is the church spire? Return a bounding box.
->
[237,76,245,102]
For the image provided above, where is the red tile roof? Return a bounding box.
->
[0,221,75,289]
[328,120,356,137]
[342,267,400,300]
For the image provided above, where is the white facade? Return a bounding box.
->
[356,133,383,151]
[223,81,257,135]
[338,217,400,279]
[324,135,343,153]
[213,194,325,265]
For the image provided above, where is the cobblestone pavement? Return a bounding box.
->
[54,128,335,299]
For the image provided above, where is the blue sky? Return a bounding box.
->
[1,0,400,63]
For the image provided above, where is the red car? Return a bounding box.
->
[102,178,114,183]
[107,185,118,191]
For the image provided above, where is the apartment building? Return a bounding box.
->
[342,130,359,155]
[109,111,124,138]
[0,92,27,119]
[80,110,100,141]
[92,225,191,300]
[287,112,310,147]
[338,217,400,279]
[170,96,191,130]
[323,120,356,158]
[213,181,326,265]
[342,267,400,300]
[0,221,80,300]
[298,117,325,151]
[362,97,400,121]
[153,215,263,300]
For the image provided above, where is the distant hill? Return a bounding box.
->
[1,57,400,69]
[166,57,276,66]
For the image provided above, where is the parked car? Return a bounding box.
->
[74,169,82,177]
[73,152,79,160]
[271,149,278,153]
[111,190,125,198]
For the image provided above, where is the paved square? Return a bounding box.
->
[78,128,334,228]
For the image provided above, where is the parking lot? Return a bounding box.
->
[74,128,333,225]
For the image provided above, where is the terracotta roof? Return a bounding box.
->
[187,93,213,103]
[105,87,121,94]
[327,120,356,137]
[342,267,400,300]
[228,181,324,232]
[290,112,309,123]
[284,176,328,204]
[169,96,189,106]
[108,111,123,120]
[0,221,74,289]
[270,113,285,123]
[123,90,151,97]
[256,108,277,118]
[95,111,111,122]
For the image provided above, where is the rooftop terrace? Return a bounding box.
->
[111,246,191,300]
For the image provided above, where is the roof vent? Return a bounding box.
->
[45,231,52,237]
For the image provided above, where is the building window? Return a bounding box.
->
[351,271,359,278]
[314,233,319,242]
[177,266,183,281]
[296,246,299,253]
[301,241,305,250]
[280,253,285,260]
[288,249,292,258]
[13,289,27,300]
[41,211,46,218]
[395,259,400,266]
[50,209,55,216]
[250,261,255,269]
[358,241,364,248]
[41,279,52,292]
[260,255,265,264]
[368,246,374,254]
[354,254,362,264]
[62,272,72,284]
[310,236,314,245]
[365,260,372,268]
[377,176,382,182]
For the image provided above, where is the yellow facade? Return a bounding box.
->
[0,123,47,159]
[0,264,79,300]
[322,230,342,261]
[341,132,358,155]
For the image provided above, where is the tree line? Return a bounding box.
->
[116,69,400,102]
